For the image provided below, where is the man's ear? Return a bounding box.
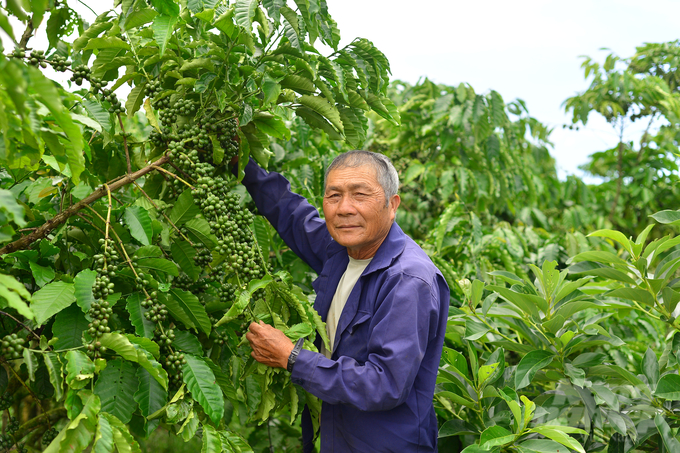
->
[389,194,400,221]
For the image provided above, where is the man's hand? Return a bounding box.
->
[245,321,295,369]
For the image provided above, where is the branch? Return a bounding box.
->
[0,311,40,341]
[18,18,34,50]
[0,154,171,256]
[14,407,67,441]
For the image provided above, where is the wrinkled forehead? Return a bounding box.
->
[325,164,379,189]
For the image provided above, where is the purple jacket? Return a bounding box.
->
[241,160,449,452]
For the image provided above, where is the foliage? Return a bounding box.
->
[0,0,396,451]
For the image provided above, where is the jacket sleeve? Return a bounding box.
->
[240,159,331,274]
[290,272,443,412]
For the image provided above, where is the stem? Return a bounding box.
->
[18,18,34,50]
[0,311,40,341]
[132,181,195,246]
[13,407,67,441]
[0,154,171,256]
[152,165,195,189]
[117,113,133,174]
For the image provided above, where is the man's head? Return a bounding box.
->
[324,151,400,207]
[322,151,401,259]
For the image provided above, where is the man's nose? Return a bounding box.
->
[337,195,357,214]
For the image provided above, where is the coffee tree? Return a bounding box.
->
[0,0,398,451]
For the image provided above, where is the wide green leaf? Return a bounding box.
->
[44,352,64,401]
[65,350,95,389]
[298,95,344,133]
[0,273,34,319]
[168,288,211,335]
[98,333,168,389]
[169,189,200,225]
[170,240,200,281]
[479,425,514,449]
[515,350,555,390]
[134,366,167,434]
[184,217,217,247]
[124,206,153,246]
[43,391,100,453]
[32,281,76,325]
[654,414,680,453]
[152,14,178,57]
[655,373,680,400]
[201,424,225,453]
[74,269,97,313]
[52,304,89,349]
[126,293,155,339]
[94,359,138,424]
[136,258,179,276]
[528,427,586,453]
[182,354,224,424]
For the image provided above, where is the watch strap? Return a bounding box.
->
[287,338,305,373]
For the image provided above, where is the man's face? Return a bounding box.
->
[323,165,400,259]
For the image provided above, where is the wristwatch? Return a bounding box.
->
[287,338,305,373]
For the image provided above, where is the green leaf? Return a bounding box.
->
[654,414,680,453]
[124,8,158,30]
[479,425,514,449]
[93,410,113,453]
[84,37,131,51]
[607,287,655,307]
[234,0,258,33]
[184,217,217,248]
[253,114,291,140]
[655,373,680,400]
[104,413,143,453]
[487,285,543,318]
[32,281,76,325]
[98,333,168,390]
[144,98,161,133]
[43,391,100,453]
[23,348,38,381]
[591,384,619,411]
[74,269,97,313]
[73,22,113,52]
[651,210,680,225]
[588,229,634,256]
[168,288,211,335]
[173,330,203,355]
[0,274,33,319]
[126,293,155,339]
[65,350,95,389]
[137,258,179,276]
[280,74,315,94]
[515,350,555,390]
[182,354,224,424]
[169,189,200,225]
[52,304,89,349]
[518,439,567,453]
[134,366,167,433]
[29,260,54,287]
[528,427,586,453]
[124,206,153,246]
[642,348,659,391]
[438,419,477,438]
[125,83,147,117]
[28,67,85,183]
[43,353,64,401]
[298,95,344,133]
[216,275,273,325]
[171,240,200,281]
[152,14,178,57]
[94,359,138,424]
[201,424,225,453]
[150,0,180,17]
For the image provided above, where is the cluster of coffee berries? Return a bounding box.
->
[50,54,70,72]
[86,301,112,339]
[70,64,91,86]
[42,428,59,446]
[28,49,47,68]
[135,273,167,323]
[158,99,196,125]
[146,79,162,98]
[1,333,25,360]
[10,48,24,59]
[92,239,119,299]
[88,76,106,94]
[164,351,187,388]
[0,393,11,410]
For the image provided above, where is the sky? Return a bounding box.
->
[5,0,680,180]
[324,0,680,179]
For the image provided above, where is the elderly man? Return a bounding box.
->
[242,150,449,452]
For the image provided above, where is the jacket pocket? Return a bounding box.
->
[348,311,371,335]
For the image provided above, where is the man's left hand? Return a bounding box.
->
[246,321,294,369]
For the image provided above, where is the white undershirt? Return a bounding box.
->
[321,257,373,359]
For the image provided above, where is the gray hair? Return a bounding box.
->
[324,150,399,206]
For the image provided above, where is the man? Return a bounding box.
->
[242,150,449,452]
